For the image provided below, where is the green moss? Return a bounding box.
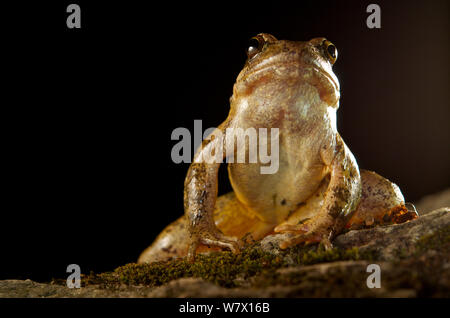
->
[54,228,450,295]
[415,225,450,255]
[81,243,376,288]
[291,244,375,265]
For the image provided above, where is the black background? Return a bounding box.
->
[2,0,449,282]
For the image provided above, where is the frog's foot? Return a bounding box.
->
[138,215,241,264]
[188,230,240,261]
[273,223,333,250]
[138,192,273,264]
[274,223,310,234]
[277,231,332,250]
[345,170,418,230]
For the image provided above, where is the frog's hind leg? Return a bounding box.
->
[345,170,418,230]
[137,215,190,263]
[273,169,418,250]
[273,170,418,249]
[137,192,274,263]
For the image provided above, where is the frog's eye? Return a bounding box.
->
[323,40,338,64]
[247,36,264,59]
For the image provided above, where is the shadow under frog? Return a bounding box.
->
[138,33,417,263]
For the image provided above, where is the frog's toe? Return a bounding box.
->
[201,234,240,253]
[273,223,310,234]
[197,229,241,253]
[277,231,324,249]
[274,223,324,249]
[187,233,240,262]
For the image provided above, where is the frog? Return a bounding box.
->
[138,33,417,263]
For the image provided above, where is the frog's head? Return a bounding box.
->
[234,33,340,108]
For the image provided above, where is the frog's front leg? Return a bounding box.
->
[185,126,240,261]
[274,134,362,249]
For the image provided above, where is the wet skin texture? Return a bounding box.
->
[138,34,416,263]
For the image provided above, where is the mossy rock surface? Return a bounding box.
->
[1,207,449,297]
[75,208,450,297]
[82,244,372,289]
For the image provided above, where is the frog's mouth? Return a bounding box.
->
[242,62,340,94]
[312,66,340,93]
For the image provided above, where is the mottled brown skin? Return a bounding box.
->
[138,34,416,264]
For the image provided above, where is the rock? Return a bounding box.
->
[260,208,449,261]
[146,278,234,297]
[0,279,158,298]
[1,199,449,298]
[334,207,450,260]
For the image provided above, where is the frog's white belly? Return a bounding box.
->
[227,138,329,224]
[226,89,336,224]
